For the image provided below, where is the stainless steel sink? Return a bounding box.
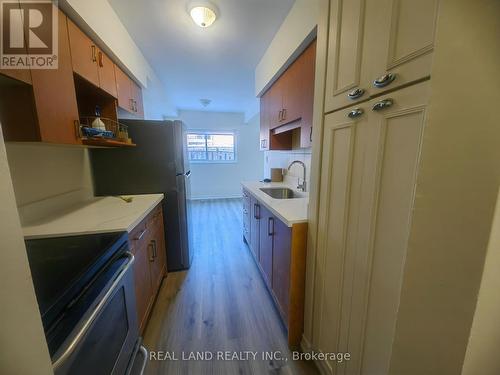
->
[260,187,299,199]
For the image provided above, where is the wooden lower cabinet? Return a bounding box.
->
[259,205,274,288]
[129,203,167,334]
[243,189,308,347]
[272,218,292,322]
[250,196,260,260]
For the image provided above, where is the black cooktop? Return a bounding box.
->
[25,231,128,330]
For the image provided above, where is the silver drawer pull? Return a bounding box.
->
[372,99,394,111]
[347,108,364,118]
[373,72,396,88]
[348,88,365,100]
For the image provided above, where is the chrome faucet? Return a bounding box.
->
[288,160,307,192]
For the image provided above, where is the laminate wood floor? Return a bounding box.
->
[143,198,318,375]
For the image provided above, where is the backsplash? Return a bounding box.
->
[263,148,312,190]
[5,144,94,223]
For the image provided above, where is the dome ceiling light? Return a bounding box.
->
[189,2,218,28]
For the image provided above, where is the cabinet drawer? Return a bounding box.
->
[129,220,148,253]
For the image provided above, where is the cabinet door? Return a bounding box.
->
[259,94,270,150]
[130,81,144,118]
[150,224,167,293]
[313,101,368,374]
[299,40,317,148]
[31,11,80,144]
[132,240,154,333]
[360,81,429,374]
[250,198,260,260]
[313,81,430,374]
[363,0,439,95]
[114,64,133,112]
[268,79,284,129]
[281,59,302,126]
[242,190,251,243]
[0,0,31,84]
[324,0,369,113]
[272,218,291,322]
[67,18,99,87]
[97,49,117,98]
[258,205,274,288]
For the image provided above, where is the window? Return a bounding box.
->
[187,132,236,163]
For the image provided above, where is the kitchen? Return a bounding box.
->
[1,1,500,375]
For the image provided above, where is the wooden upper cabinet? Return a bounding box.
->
[114,64,132,111]
[30,11,80,144]
[281,57,302,126]
[130,80,144,118]
[97,49,118,97]
[268,78,284,129]
[67,18,99,87]
[67,18,119,99]
[259,93,270,150]
[324,0,438,113]
[299,41,316,148]
[259,40,316,149]
[0,1,31,85]
[115,64,144,118]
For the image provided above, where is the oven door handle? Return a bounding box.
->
[52,252,135,370]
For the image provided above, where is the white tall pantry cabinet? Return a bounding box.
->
[304,1,500,375]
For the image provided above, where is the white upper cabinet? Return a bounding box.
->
[325,0,439,113]
[324,0,369,112]
[363,0,439,95]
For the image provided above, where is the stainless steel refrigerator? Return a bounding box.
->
[89,120,192,271]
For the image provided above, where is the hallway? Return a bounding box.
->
[143,199,317,375]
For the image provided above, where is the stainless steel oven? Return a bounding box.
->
[25,232,148,375]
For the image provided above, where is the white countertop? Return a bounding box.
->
[22,194,164,239]
[241,181,309,227]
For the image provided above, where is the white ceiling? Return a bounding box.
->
[108,0,295,119]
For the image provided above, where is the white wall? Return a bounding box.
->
[255,0,319,96]
[5,144,94,224]
[462,188,500,375]
[179,110,263,200]
[61,0,177,119]
[0,130,53,375]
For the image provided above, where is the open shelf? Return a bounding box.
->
[81,138,136,148]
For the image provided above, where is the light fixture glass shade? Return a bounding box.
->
[190,6,217,28]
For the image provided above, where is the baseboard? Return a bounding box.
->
[300,335,330,375]
[190,194,242,201]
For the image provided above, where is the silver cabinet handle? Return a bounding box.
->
[53,252,135,369]
[372,99,394,111]
[278,110,283,121]
[373,72,396,88]
[347,108,364,118]
[348,88,365,100]
[282,109,287,121]
[134,228,147,241]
